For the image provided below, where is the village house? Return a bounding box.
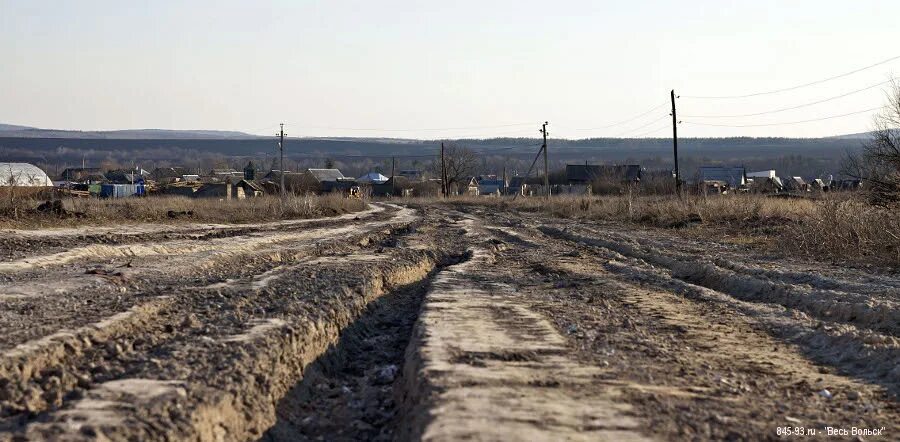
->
[459,177,479,196]
[193,182,240,199]
[357,172,389,184]
[783,176,810,192]
[507,176,529,196]
[372,176,415,197]
[747,170,784,193]
[105,168,149,184]
[60,167,105,183]
[698,166,746,193]
[151,167,191,183]
[398,170,424,181]
[566,164,642,185]
[476,176,506,196]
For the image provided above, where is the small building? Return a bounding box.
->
[699,166,746,192]
[60,167,105,183]
[105,169,149,184]
[193,182,238,199]
[209,168,244,181]
[235,179,265,197]
[566,164,641,185]
[357,172,389,184]
[372,176,414,197]
[151,167,191,183]
[262,170,311,193]
[476,176,506,196]
[302,169,353,194]
[747,170,777,180]
[459,177,479,196]
[750,176,784,194]
[99,183,145,198]
[398,170,424,181]
[161,183,200,197]
[1,163,54,187]
[508,176,529,196]
[783,176,810,193]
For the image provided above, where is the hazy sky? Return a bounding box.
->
[2,0,899,139]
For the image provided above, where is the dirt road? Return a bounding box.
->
[0,201,896,441]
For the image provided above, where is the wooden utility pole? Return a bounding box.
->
[440,142,447,198]
[541,122,550,199]
[670,90,681,194]
[277,123,286,196]
[391,156,396,196]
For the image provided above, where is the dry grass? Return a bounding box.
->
[0,194,367,229]
[445,193,900,268]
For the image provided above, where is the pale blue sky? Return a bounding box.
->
[1,0,898,138]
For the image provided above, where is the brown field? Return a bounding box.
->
[444,193,900,268]
[0,193,367,229]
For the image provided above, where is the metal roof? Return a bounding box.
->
[699,167,746,187]
[566,165,641,182]
[357,172,389,183]
[0,163,53,186]
[307,168,345,182]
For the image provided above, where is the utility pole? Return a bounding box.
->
[541,122,550,199]
[391,156,396,196]
[277,123,286,197]
[670,90,681,194]
[440,142,447,198]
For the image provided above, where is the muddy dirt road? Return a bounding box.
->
[0,201,897,441]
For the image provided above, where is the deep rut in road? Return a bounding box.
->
[261,254,466,441]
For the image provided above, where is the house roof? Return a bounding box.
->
[509,176,528,187]
[566,164,641,182]
[152,167,190,179]
[747,170,776,179]
[357,172,389,183]
[238,179,265,192]
[699,167,746,187]
[307,168,345,182]
[60,167,103,178]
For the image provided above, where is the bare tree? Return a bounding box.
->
[432,143,478,194]
[845,80,900,206]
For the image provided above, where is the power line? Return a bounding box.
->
[683,78,896,118]
[610,114,670,137]
[626,122,672,138]
[294,122,537,132]
[682,106,884,128]
[683,54,900,99]
[283,142,543,160]
[566,101,669,130]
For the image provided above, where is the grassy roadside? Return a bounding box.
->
[440,193,900,268]
[0,194,368,229]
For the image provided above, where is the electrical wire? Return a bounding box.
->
[567,101,669,130]
[609,114,669,137]
[294,122,537,132]
[284,142,543,160]
[683,54,900,99]
[625,123,672,138]
[682,106,883,128]
[683,78,896,118]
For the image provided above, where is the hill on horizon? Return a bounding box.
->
[0,124,259,140]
